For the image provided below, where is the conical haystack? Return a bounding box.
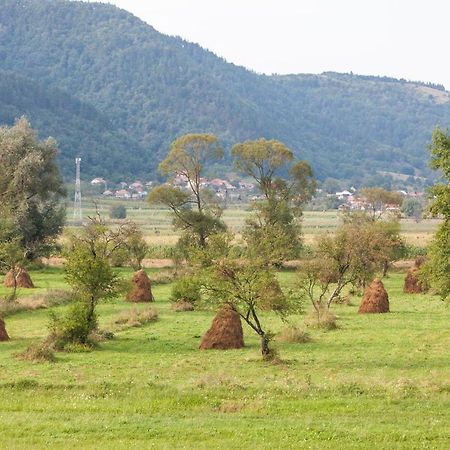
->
[126,269,153,302]
[403,257,428,294]
[199,303,244,350]
[3,267,34,289]
[0,318,10,341]
[358,278,389,314]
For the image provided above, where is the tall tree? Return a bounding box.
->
[0,118,66,259]
[148,134,226,259]
[232,139,316,265]
[422,127,450,299]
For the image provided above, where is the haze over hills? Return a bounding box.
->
[1,0,449,184]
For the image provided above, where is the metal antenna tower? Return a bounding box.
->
[73,157,82,222]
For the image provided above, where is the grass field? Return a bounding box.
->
[1,268,450,449]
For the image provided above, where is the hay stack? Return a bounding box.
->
[3,267,34,289]
[0,318,9,341]
[126,269,153,302]
[358,278,389,314]
[199,303,244,350]
[403,257,428,294]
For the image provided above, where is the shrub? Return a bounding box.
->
[109,204,127,219]
[48,301,97,350]
[151,269,177,284]
[170,276,201,304]
[305,308,338,330]
[16,342,56,363]
[278,326,311,343]
[110,247,130,267]
[139,307,158,323]
[403,244,427,259]
[171,300,194,312]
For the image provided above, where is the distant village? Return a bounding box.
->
[89,175,258,202]
[89,176,424,211]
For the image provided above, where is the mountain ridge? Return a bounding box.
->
[1,0,449,185]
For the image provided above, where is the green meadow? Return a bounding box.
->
[0,268,449,449]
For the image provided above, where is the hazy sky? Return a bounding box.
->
[92,0,450,89]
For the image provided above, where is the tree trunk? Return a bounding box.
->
[85,297,97,341]
[382,260,389,277]
[260,333,270,358]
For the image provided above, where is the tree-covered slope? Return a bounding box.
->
[0,70,150,180]
[1,0,449,182]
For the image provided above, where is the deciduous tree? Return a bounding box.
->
[0,118,66,260]
[148,134,226,261]
[232,139,316,265]
[422,127,450,300]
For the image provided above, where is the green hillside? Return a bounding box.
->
[0,70,151,180]
[1,0,449,183]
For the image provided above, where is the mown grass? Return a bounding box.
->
[0,268,449,449]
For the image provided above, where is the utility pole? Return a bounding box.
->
[74,157,82,222]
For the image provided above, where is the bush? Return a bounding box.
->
[305,308,338,330]
[109,204,127,219]
[277,326,311,343]
[48,301,97,350]
[16,342,56,363]
[170,276,201,304]
[403,244,427,259]
[151,269,177,284]
[109,247,130,267]
[171,300,194,312]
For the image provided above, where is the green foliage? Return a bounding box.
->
[150,133,226,261]
[402,197,424,220]
[158,133,223,181]
[428,127,450,219]
[0,211,23,273]
[109,204,127,219]
[422,222,450,300]
[0,71,145,180]
[243,199,302,267]
[120,222,148,270]
[64,234,119,305]
[232,139,315,265]
[201,260,292,357]
[423,127,450,300]
[297,220,401,315]
[0,118,66,259]
[60,216,127,347]
[170,276,201,305]
[48,301,97,349]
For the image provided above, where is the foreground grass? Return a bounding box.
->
[0,269,449,449]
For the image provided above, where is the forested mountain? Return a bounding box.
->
[0,70,150,179]
[1,0,449,183]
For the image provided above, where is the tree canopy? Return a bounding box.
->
[0,118,66,259]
